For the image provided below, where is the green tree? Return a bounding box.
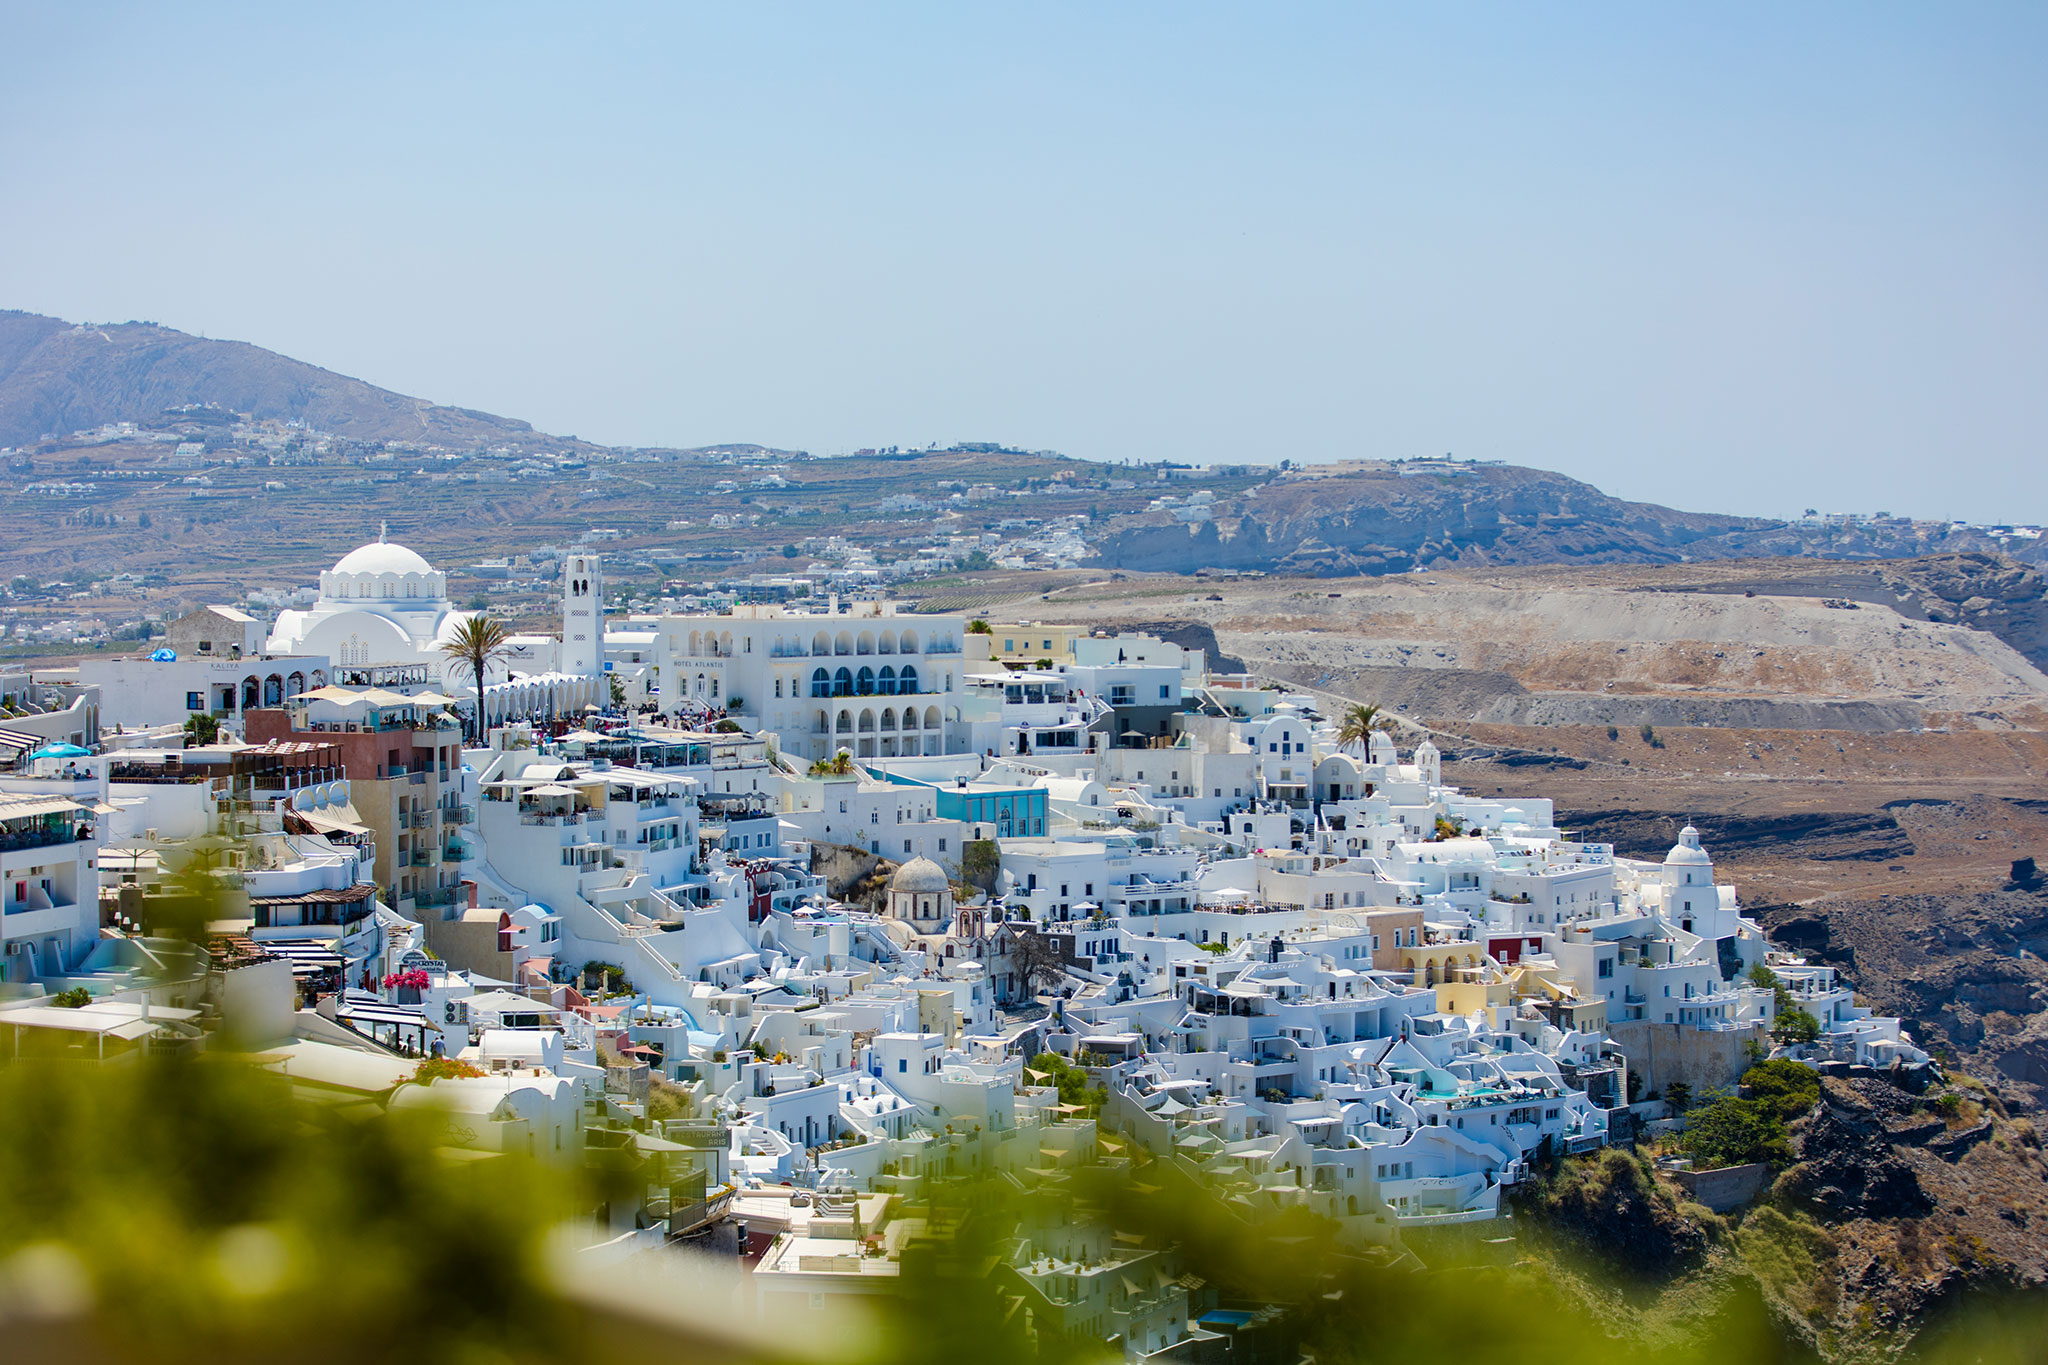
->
[1027,1052,1106,1117]
[1678,1092,1793,1169]
[1772,1005,1822,1045]
[1336,702,1388,748]
[1741,1059,1820,1121]
[967,619,992,635]
[182,713,220,745]
[807,749,855,777]
[438,613,513,743]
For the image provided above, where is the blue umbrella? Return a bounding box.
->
[30,743,90,760]
[149,647,177,662]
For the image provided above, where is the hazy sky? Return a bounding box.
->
[2,4,2042,522]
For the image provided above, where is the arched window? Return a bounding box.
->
[898,665,918,695]
[811,668,831,698]
[856,666,875,695]
[833,667,853,697]
[880,708,896,731]
[836,709,853,732]
[877,665,896,695]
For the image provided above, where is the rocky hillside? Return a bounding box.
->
[0,311,541,448]
[1518,1073,2046,1361]
[1756,880,2048,1114]
[1090,464,2048,578]
[1766,1072,2047,1356]
[1650,554,2048,676]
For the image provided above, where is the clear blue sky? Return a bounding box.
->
[2,3,2042,522]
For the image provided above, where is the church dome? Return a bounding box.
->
[1665,824,1712,866]
[333,540,435,577]
[889,856,951,895]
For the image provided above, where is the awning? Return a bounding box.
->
[0,728,43,752]
[299,686,370,704]
[338,1000,433,1028]
[257,940,344,974]
[249,883,379,908]
[289,809,374,838]
[0,796,83,819]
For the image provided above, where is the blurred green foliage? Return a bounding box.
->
[3,1055,2044,1365]
[0,1057,585,1364]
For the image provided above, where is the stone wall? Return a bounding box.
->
[1670,1161,1773,1212]
[1606,1019,1768,1098]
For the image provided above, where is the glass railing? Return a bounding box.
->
[0,825,82,852]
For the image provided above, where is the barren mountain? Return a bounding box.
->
[0,310,541,448]
[1091,462,2048,576]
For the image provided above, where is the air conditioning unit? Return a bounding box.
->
[144,828,158,843]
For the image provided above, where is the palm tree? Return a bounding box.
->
[439,614,513,742]
[1336,702,1388,749]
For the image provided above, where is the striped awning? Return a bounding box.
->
[337,998,432,1029]
[0,728,41,753]
[256,940,344,976]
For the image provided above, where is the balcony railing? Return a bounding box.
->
[808,683,938,699]
[0,825,84,853]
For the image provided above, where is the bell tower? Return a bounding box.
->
[561,554,604,678]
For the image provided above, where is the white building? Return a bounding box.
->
[267,535,605,726]
[268,533,473,674]
[650,601,969,759]
[0,772,102,984]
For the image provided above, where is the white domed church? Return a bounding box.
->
[267,531,607,723]
[268,531,473,673]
